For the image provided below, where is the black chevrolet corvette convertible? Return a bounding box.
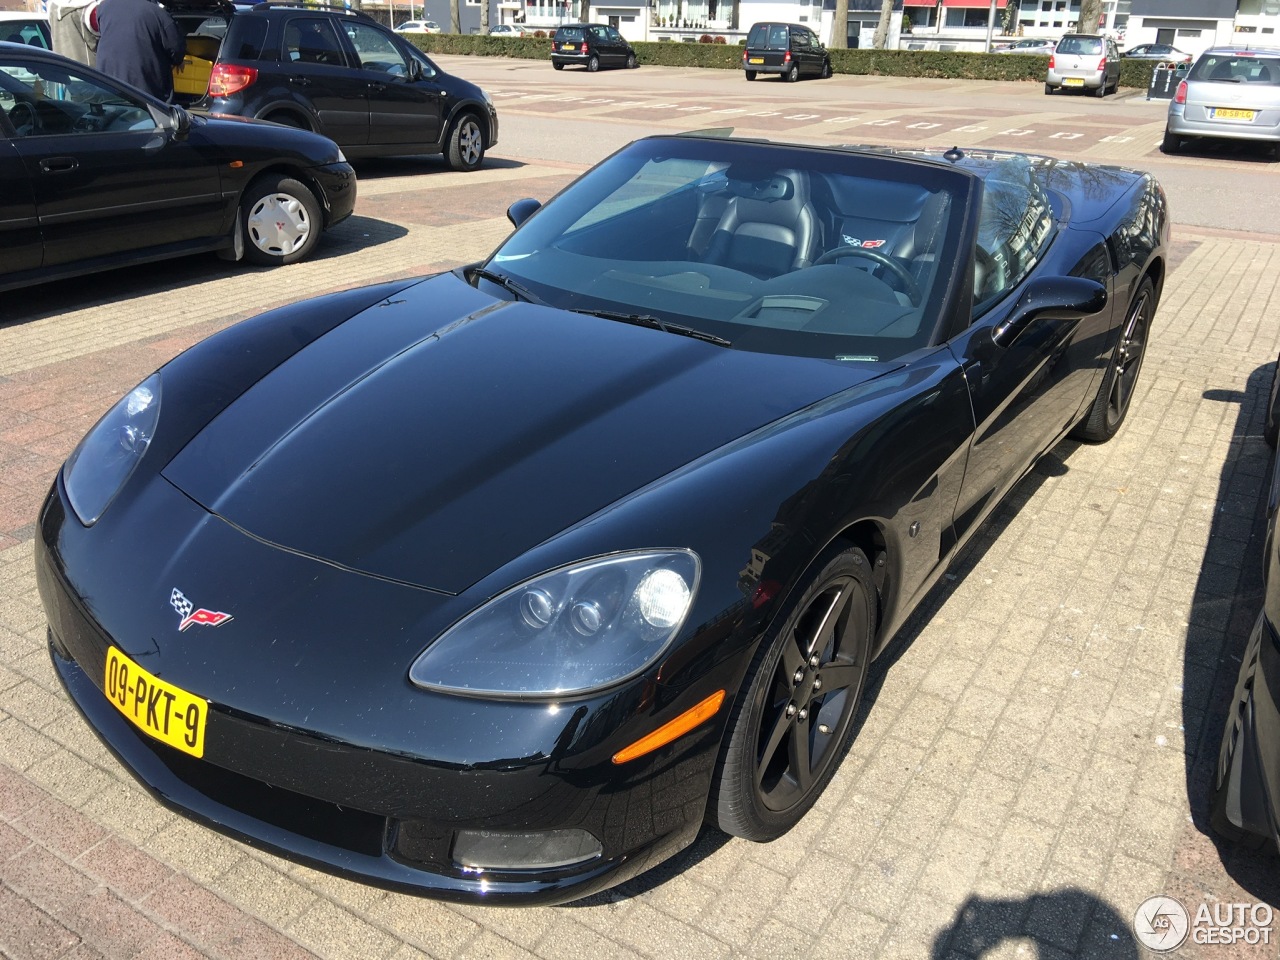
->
[36,134,1169,904]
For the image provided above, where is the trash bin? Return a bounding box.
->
[1147,61,1189,100]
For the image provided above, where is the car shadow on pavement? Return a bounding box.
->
[931,889,1141,957]
[1185,370,1280,906]
[349,156,529,181]
[1,215,406,326]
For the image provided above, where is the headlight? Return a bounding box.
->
[409,550,700,699]
[336,148,347,163]
[63,375,161,526]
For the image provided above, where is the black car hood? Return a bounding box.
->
[162,273,883,594]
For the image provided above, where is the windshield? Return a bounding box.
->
[482,138,975,362]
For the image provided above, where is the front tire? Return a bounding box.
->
[1072,276,1154,443]
[626,52,637,68]
[446,113,485,172]
[710,546,876,841]
[240,174,321,266]
[821,58,831,79]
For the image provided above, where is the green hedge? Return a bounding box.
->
[404,35,1158,88]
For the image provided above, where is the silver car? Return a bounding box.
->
[1046,34,1121,97]
[1164,46,1280,155]
[995,38,1056,56]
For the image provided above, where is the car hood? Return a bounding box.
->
[161,272,884,594]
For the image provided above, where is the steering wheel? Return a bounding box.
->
[9,101,39,136]
[813,245,922,305]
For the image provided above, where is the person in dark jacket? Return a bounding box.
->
[95,0,184,101]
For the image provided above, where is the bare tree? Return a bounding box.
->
[481,0,489,34]
[1078,0,1103,33]
[450,0,461,32]
[830,0,847,49]
[871,0,894,49]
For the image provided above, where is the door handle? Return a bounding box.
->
[289,76,312,86]
[38,157,78,174]
[367,81,386,91]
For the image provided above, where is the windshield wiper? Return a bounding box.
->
[469,266,546,305]
[570,308,731,347]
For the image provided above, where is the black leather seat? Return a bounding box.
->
[703,167,818,279]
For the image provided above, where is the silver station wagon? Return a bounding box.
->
[1163,46,1280,156]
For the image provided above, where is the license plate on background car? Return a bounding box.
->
[1063,78,1084,86]
[1211,107,1256,121]
[104,645,207,758]
[749,57,764,64]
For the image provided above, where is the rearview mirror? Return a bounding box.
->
[992,276,1107,348]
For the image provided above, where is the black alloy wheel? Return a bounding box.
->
[1072,275,1154,442]
[711,547,875,841]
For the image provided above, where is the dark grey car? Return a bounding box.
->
[742,22,831,82]
[550,24,637,72]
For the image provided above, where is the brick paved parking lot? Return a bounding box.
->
[2,64,1280,959]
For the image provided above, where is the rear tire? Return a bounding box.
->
[1072,276,1154,443]
[1264,357,1280,449]
[263,111,309,131]
[745,69,757,81]
[783,64,799,83]
[552,61,564,70]
[1209,624,1275,850]
[445,113,485,172]
[1094,80,1106,98]
[1044,82,1054,94]
[240,174,321,267]
[1160,128,1182,154]
[587,55,599,72]
[710,546,875,841]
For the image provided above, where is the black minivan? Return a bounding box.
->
[742,22,831,82]
[551,23,637,71]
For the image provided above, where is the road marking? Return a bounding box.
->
[999,128,1036,136]
[580,98,614,104]
[863,119,899,126]
[713,108,748,114]
[1050,132,1084,140]
[785,114,821,120]
[907,122,942,129]
[1100,135,1134,143]
[677,105,712,111]
[748,111,781,117]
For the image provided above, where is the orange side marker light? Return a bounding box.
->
[612,689,725,764]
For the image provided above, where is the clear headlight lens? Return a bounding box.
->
[409,550,700,699]
[63,375,161,526]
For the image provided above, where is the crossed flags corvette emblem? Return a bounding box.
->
[170,588,233,632]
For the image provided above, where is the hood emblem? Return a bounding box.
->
[170,588,234,632]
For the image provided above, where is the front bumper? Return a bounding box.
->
[35,481,717,904]
[310,160,357,228]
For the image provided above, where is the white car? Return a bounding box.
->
[395,20,442,34]
[489,24,525,37]
[0,10,51,48]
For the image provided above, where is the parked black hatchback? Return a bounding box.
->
[185,1,497,169]
[742,22,831,82]
[550,24,637,71]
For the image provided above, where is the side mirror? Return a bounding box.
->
[506,197,542,228]
[158,103,191,140]
[407,57,423,80]
[992,276,1107,348]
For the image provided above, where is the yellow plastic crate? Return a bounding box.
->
[173,54,213,96]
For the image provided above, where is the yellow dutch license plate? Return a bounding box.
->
[562,43,576,51]
[1212,107,1256,121]
[104,645,207,758]
[749,57,764,64]
[1063,78,1084,87]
